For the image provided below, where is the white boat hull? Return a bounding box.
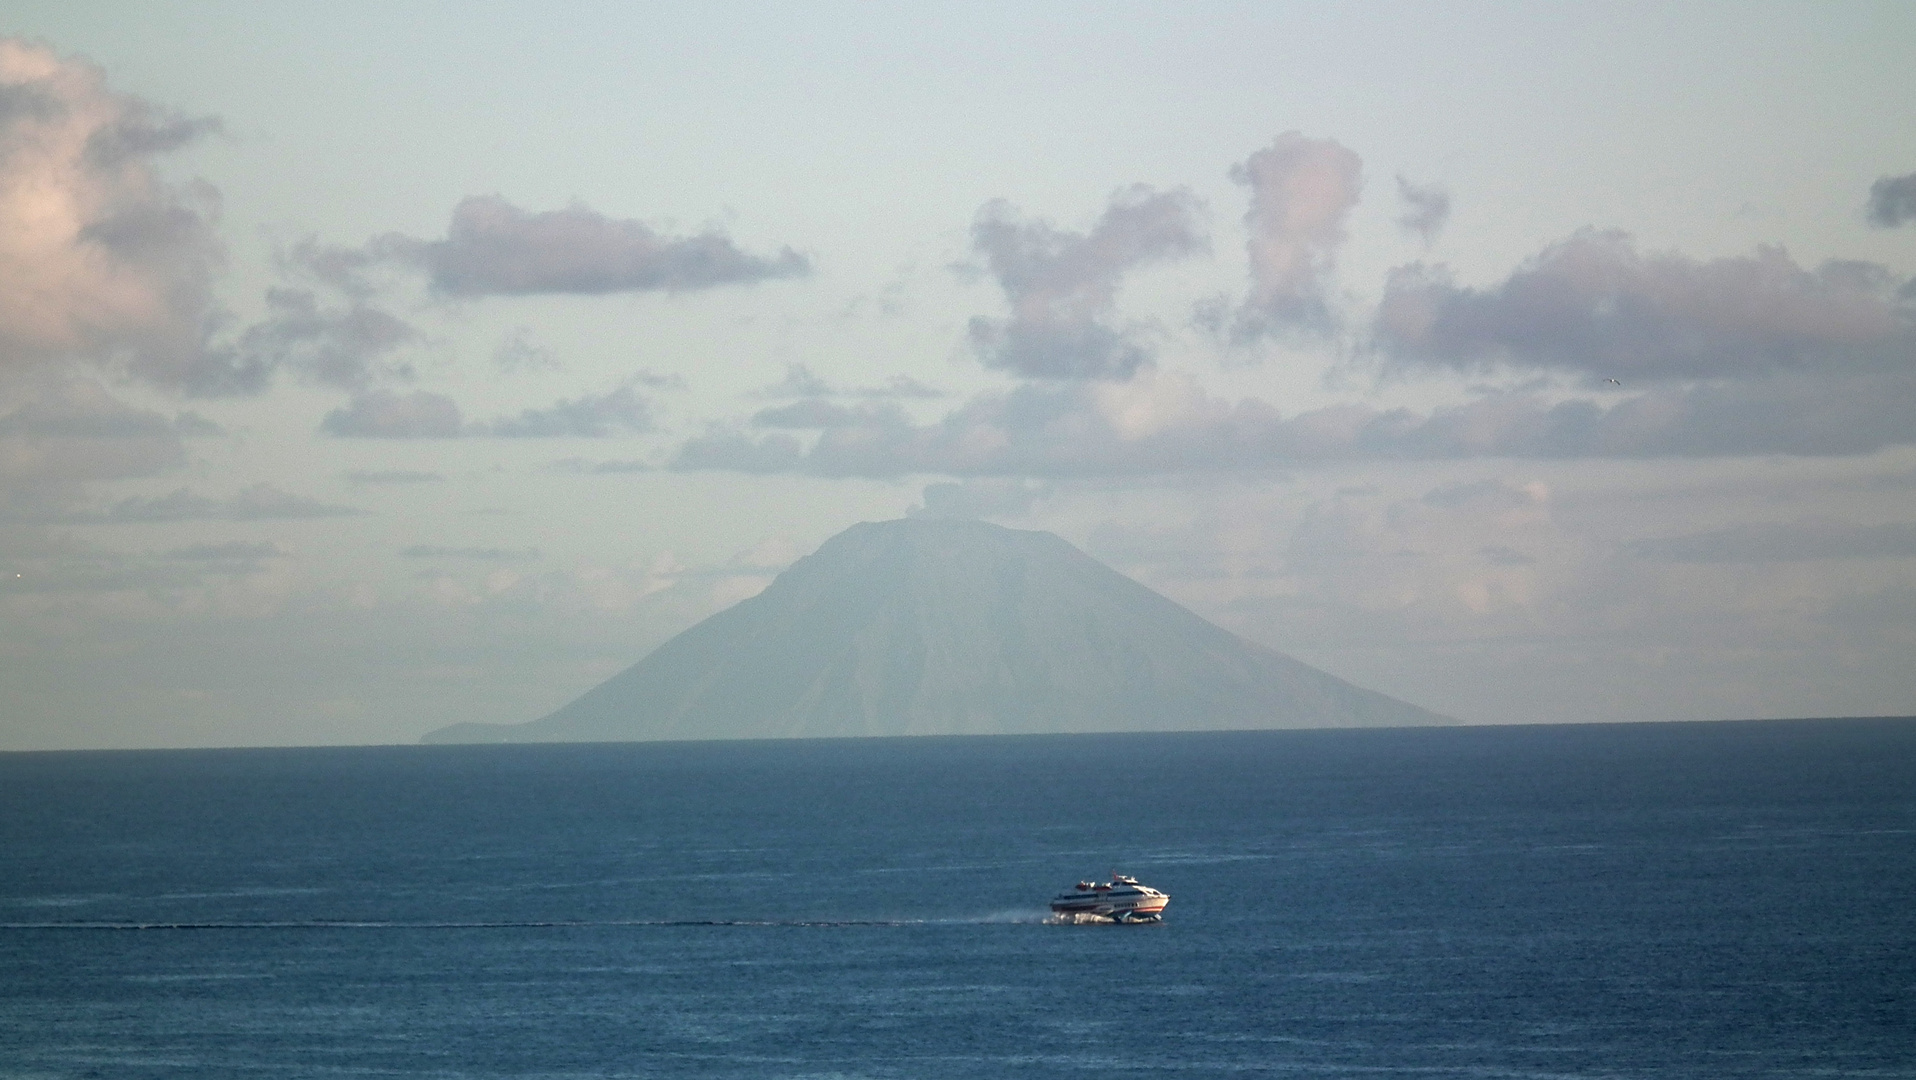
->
[1048,875,1169,923]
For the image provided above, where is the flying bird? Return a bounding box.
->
[1605,377,1621,386]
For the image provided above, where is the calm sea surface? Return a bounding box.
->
[2,719,1913,1079]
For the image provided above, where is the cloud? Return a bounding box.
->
[0,380,203,513]
[1396,176,1450,242]
[750,398,907,429]
[1866,172,1916,228]
[1376,230,1914,381]
[630,369,688,391]
[234,287,419,390]
[670,429,805,473]
[669,367,1916,479]
[861,375,946,399]
[966,184,1206,380]
[750,362,942,400]
[545,457,650,474]
[477,384,653,437]
[156,540,288,576]
[1422,478,1547,510]
[1625,522,1916,563]
[321,389,464,438]
[492,326,561,373]
[907,478,1050,520]
[400,545,540,561]
[322,384,655,438]
[164,540,287,561]
[344,469,444,484]
[91,483,356,523]
[379,195,810,297]
[751,363,834,399]
[1479,544,1537,567]
[1221,132,1363,336]
[0,384,199,442]
[0,39,230,391]
[280,235,388,300]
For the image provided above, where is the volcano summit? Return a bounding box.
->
[422,518,1452,743]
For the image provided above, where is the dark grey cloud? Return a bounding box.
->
[967,185,1206,380]
[545,457,651,474]
[751,363,942,400]
[4,536,285,599]
[492,326,561,373]
[1218,132,1363,338]
[1396,176,1451,243]
[235,287,419,391]
[670,430,805,473]
[862,375,946,399]
[1376,229,1914,381]
[173,411,223,436]
[670,368,1916,479]
[385,195,810,297]
[1625,522,1916,563]
[321,390,465,438]
[751,363,834,399]
[167,341,276,398]
[164,541,286,561]
[1479,545,1537,566]
[750,398,907,429]
[0,381,204,510]
[344,469,445,484]
[282,236,388,300]
[1866,172,1916,228]
[400,545,541,561]
[630,369,688,391]
[0,40,228,392]
[478,385,653,437]
[0,81,59,124]
[92,483,356,523]
[323,384,655,438]
[1,394,191,442]
[82,102,222,168]
[155,540,288,575]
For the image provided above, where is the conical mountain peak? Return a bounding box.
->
[423,517,1451,743]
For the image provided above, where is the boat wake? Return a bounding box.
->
[1,916,1049,931]
[1045,911,1120,926]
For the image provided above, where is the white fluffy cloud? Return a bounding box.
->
[966,185,1206,380]
[0,39,239,392]
[1217,132,1363,337]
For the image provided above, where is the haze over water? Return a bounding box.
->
[4,718,1913,1078]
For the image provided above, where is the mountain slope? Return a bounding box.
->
[422,518,1452,743]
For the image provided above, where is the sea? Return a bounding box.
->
[2,718,1912,1079]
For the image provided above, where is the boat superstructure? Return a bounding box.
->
[1049,873,1170,923]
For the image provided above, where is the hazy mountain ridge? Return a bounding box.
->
[423,518,1453,743]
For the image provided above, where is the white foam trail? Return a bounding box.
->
[0,916,1060,931]
[964,908,1051,924]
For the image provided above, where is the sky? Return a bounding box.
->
[2,1,1914,750]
